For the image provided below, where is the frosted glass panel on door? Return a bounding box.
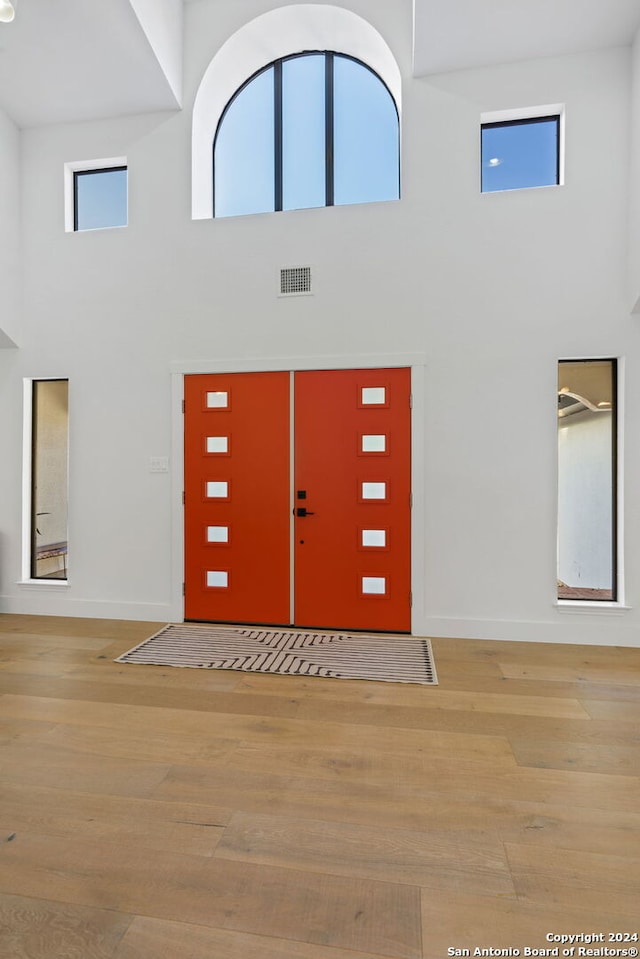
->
[362,576,386,594]
[361,387,385,405]
[362,482,386,500]
[362,434,386,452]
[206,481,228,498]
[207,526,229,543]
[207,436,229,453]
[206,392,229,408]
[362,529,386,548]
[207,570,228,588]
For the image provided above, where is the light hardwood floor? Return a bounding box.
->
[0,614,638,959]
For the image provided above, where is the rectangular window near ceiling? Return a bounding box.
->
[557,360,616,602]
[74,166,128,231]
[31,380,69,580]
[481,115,560,193]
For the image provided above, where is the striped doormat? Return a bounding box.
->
[116,624,438,685]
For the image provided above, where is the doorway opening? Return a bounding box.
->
[184,368,411,632]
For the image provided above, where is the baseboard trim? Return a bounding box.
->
[1,597,638,646]
[418,615,639,647]
[0,594,172,623]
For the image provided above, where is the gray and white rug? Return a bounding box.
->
[116,624,437,685]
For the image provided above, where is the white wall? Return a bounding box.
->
[129,0,183,104]
[0,105,20,348]
[630,27,640,310]
[0,0,638,644]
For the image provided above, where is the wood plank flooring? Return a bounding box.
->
[0,614,638,959]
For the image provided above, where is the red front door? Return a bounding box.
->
[184,368,411,631]
[184,371,290,624]
[294,368,411,631]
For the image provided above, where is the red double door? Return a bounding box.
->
[184,368,411,632]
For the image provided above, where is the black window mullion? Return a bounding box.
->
[325,52,334,207]
[274,60,283,212]
[73,173,79,232]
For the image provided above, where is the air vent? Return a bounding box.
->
[280,266,312,296]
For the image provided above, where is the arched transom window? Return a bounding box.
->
[213,51,399,218]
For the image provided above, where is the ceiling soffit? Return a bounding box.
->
[0,0,181,128]
[413,0,640,76]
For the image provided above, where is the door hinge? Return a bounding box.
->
[409,493,413,508]
[182,490,185,505]
[409,393,413,409]
[182,582,185,596]
[182,399,185,413]
[409,591,413,607]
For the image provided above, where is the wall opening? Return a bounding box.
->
[30,379,69,581]
[557,359,617,602]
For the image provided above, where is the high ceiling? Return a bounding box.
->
[0,0,638,128]
[414,0,640,76]
[0,0,181,127]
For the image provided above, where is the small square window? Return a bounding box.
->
[73,167,128,231]
[481,116,560,193]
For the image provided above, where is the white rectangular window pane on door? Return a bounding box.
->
[207,570,229,588]
[361,387,385,405]
[206,481,228,498]
[362,434,386,452]
[207,526,229,543]
[362,529,386,548]
[362,576,386,594]
[362,482,386,500]
[207,436,229,453]
[206,392,229,409]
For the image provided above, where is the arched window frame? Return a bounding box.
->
[191,5,402,220]
[212,50,400,217]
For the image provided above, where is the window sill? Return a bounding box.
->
[556,600,629,614]
[17,579,69,588]
[481,182,563,196]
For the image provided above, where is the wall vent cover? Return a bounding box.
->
[280,266,312,296]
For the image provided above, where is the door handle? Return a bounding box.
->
[295,507,315,517]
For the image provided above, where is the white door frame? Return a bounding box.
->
[170,351,427,633]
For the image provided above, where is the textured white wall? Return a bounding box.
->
[0,0,637,644]
[629,28,640,310]
[0,105,20,348]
